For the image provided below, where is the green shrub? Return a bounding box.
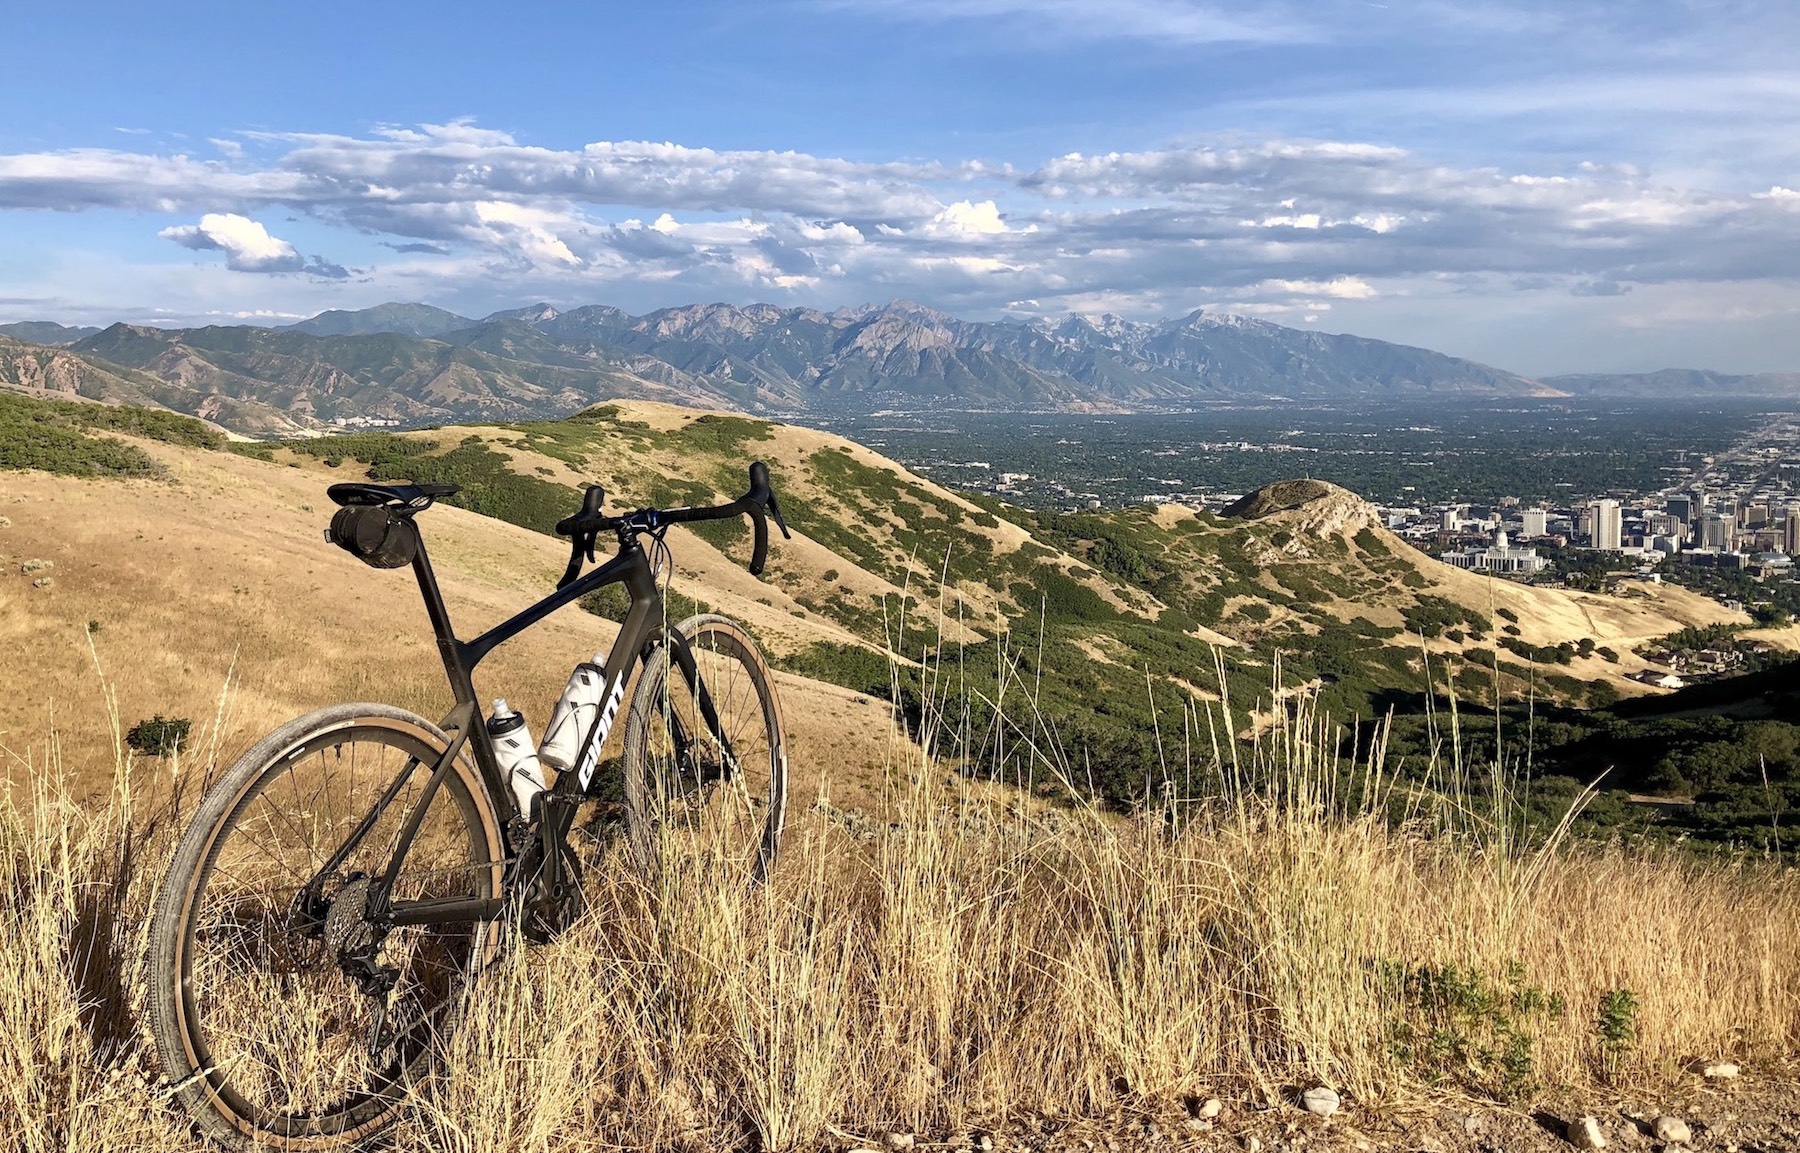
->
[225,441,277,462]
[1015,567,1116,623]
[126,715,191,757]
[285,433,574,536]
[1595,987,1638,1078]
[665,413,775,455]
[0,395,170,478]
[776,642,894,698]
[0,393,224,450]
[1382,960,1564,1101]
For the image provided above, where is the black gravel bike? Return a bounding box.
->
[148,462,792,1149]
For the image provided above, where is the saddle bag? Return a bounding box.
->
[327,505,418,569]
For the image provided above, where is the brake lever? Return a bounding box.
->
[556,539,584,590]
[767,489,791,539]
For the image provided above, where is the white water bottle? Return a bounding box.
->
[487,699,547,818]
[537,658,609,773]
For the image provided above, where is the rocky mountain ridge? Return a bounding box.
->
[3,300,1795,436]
[0,301,1558,435]
[0,321,102,345]
[1544,367,1800,397]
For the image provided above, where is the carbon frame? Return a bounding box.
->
[359,518,724,929]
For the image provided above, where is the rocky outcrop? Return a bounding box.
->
[1222,479,1383,539]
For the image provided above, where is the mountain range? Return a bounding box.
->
[1,301,1793,436]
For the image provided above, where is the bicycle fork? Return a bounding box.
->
[667,637,742,787]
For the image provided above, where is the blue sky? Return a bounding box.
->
[3,0,1798,375]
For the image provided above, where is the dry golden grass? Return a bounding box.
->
[0,443,896,807]
[3,654,1797,1153]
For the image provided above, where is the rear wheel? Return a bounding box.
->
[622,615,788,883]
[148,704,503,1149]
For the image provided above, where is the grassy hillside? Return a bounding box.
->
[4,391,1800,1148]
[6,392,1779,846]
[0,415,898,817]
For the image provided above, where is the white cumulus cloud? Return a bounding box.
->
[926,199,1014,238]
[1259,276,1378,299]
[9,121,1800,361]
[158,212,348,278]
[158,213,304,272]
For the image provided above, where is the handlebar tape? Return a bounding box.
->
[749,503,770,577]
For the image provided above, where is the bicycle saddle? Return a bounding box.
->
[327,482,461,509]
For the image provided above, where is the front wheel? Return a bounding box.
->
[147,703,504,1150]
[622,614,788,883]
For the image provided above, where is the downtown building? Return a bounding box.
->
[1587,499,1623,550]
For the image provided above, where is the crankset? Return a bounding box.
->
[510,810,589,945]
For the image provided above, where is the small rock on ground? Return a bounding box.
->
[885,1135,915,1151]
[1301,1087,1340,1118]
[1568,1115,1608,1150]
[1197,1098,1223,1120]
[1703,1062,1741,1079]
[1650,1115,1692,1144]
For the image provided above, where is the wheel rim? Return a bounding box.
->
[636,627,784,881]
[175,721,497,1141]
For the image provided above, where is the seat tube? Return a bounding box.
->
[408,527,478,707]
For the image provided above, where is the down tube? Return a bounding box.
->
[567,586,667,794]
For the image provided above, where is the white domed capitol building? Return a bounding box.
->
[1439,528,1551,576]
